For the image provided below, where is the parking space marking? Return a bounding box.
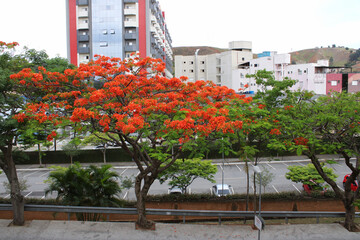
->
[23,171,39,178]
[123,191,128,199]
[230,186,235,195]
[297,162,305,166]
[292,184,301,193]
[120,169,128,175]
[219,165,223,171]
[272,185,279,193]
[266,163,276,170]
[24,192,33,198]
[235,164,242,172]
[39,172,49,178]
[282,162,289,167]
[337,184,344,191]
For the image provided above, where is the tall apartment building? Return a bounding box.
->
[66,0,173,77]
[174,41,253,89]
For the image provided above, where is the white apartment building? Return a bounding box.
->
[175,41,253,88]
[175,43,331,95]
[235,52,329,95]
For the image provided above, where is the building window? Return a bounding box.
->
[254,64,258,67]
[82,44,87,47]
[331,81,337,86]
[183,61,186,64]
[102,30,108,35]
[183,69,186,72]
[200,61,205,64]
[190,69,194,73]
[201,69,205,72]
[298,69,302,75]
[190,61,194,64]
[84,20,88,23]
[84,8,88,11]
[242,57,245,61]
[86,56,89,60]
[352,80,358,86]
[100,42,108,47]
[110,29,115,34]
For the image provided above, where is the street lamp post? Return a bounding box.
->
[195,49,200,81]
[253,165,263,240]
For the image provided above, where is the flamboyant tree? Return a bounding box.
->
[0,41,75,225]
[269,91,360,231]
[11,54,251,228]
[0,41,27,226]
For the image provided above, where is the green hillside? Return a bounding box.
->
[290,47,354,66]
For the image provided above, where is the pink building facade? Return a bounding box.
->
[326,73,360,94]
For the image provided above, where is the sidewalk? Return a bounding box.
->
[0,220,359,240]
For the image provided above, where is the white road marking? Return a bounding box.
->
[23,171,39,178]
[292,184,301,193]
[24,192,32,197]
[230,186,235,195]
[120,169,128,175]
[39,172,49,178]
[123,191,128,199]
[266,163,276,170]
[282,163,289,167]
[272,185,279,193]
[337,185,344,191]
[298,162,305,166]
[235,164,242,172]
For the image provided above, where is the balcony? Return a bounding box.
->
[77,34,89,42]
[125,33,137,40]
[77,0,88,6]
[78,10,88,18]
[125,45,137,52]
[124,20,137,27]
[124,8,137,15]
[78,47,90,54]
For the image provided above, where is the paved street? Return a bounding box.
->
[0,219,359,240]
[0,156,354,200]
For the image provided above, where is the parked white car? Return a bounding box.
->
[212,184,233,196]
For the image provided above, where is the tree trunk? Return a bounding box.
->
[135,174,155,229]
[344,199,356,231]
[37,144,42,166]
[244,159,249,224]
[0,146,25,226]
[102,147,107,164]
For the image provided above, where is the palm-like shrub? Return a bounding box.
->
[45,162,122,221]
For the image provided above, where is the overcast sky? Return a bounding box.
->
[1,0,359,58]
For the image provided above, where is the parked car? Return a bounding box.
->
[302,179,326,195]
[212,184,233,197]
[168,186,184,195]
[342,174,358,191]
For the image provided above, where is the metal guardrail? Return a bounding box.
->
[0,204,359,224]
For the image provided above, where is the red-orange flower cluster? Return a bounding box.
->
[269,128,281,135]
[294,137,309,146]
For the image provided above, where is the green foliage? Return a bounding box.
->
[120,176,135,190]
[61,138,82,164]
[3,178,29,193]
[45,162,122,221]
[348,48,360,64]
[248,69,297,109]
[286,163,338,188]
[252,167,275,193]
[158,158,217,193]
